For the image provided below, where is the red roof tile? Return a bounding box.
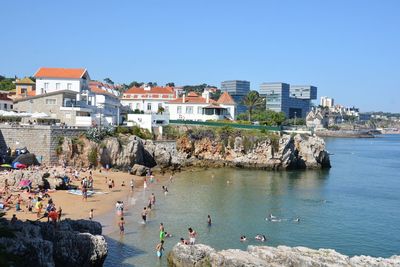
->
[124,86,174,95]
[168,92,217,104]
[217,91,235,105]
[35,67,87,79]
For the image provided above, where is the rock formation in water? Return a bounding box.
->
[168,243,400,267]
[0,218,107,267]
[57,132,330,172]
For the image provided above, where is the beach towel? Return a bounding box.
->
[67,189,95,196]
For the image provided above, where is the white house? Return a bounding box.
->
[120,85,176,113]
[166,91,236,121]
[126,113,169,133]
[89,81,121,125]
[34,67,91,100]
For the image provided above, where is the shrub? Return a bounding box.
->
[85,126,114,142]
[88,147,98,167]
[0,116,21,123]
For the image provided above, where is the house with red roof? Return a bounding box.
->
[166,91,236,121]
[120,85,176,113]
[34,67,90,96]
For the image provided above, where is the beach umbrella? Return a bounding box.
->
[16,163,27,169]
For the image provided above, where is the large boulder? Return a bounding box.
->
[168,244,400,267]
[130,164,149,176]
[1,219,107,267]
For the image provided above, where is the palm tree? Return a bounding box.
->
[242,91,265,121]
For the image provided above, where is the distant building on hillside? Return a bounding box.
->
[259,82,317,118]
[14,77,36,98]
[220,80,250,115]
[320,96,334,108]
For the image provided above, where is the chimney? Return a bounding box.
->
[182,94,186,103]
[206,93,209,104]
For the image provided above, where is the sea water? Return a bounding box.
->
[104,135,400,266]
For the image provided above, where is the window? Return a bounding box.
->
[3,104,7,109]
[158,103,162,108]
[56,83,60,90]
[147,103,152,111]
[136,103,140,109]
[21,88,27,94]
[10,105,13,110]
[197,107,202,114]
[46,99,56,105]
[44,83,49,90]
[67,83,72,90]
[186,106,193,114]
[177,106,182,114]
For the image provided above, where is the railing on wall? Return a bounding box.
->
[169,120,281,131]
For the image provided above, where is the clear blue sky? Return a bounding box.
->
[1,0,399,112]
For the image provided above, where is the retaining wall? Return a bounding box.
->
[0,124,87,165]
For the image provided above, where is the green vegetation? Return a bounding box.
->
[0,116,22,123]
[236,109,286,126]
[55,136,64,156]
[282,118,306,126]
[85,126,114,142]
[241,91,265,121]
[115,126,153,140]
[0,76,16,91]
[88,147,98,167]
[157,106,165,114]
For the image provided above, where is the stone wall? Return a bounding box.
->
[0,124,86,165]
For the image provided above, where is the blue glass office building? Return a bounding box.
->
[221,80,250,115]
[259,83,317,118]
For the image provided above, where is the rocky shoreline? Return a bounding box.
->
[315,130,375,138]
[168,243,400,267]
[0,218,107,266]
[58,133,331,172]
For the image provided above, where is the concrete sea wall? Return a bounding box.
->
[0,124,86,165]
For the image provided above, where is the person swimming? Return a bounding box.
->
[255,234,267,242]
[240,235,247,242]
[294,217,300,223]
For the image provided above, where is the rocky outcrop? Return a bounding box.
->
[0,169,68,190]
[168,243,400,267]
[56,132,330,171]
[0,219,107,267]
[172,133,330,170]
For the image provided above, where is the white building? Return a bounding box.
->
[34,67,91,100]
[166,91,236,121]
[126,113,169,133]
[120,85,176,113]
[320,96,334,108]
[89,81,121,125]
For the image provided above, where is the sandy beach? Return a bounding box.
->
[1,168,161,223]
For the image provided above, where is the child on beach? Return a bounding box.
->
[89,209,94,220]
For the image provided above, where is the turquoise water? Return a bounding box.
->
[104,135,400,266]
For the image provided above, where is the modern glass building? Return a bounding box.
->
[220,80,250,115]
[259,82,317,118]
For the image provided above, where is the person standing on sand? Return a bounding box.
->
[130,179,135,192]
[118,217,125,235]
[57,207,62,221]
[108,179,113,191]
[89,209,94,220]
[155,240,164,258]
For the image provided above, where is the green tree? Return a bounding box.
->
[241,91,265,121]
[103,78,114,85]
[165,82,175,87]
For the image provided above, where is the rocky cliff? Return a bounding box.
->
[57,132,330,172]
[168,243,400,267]
[0,219,107,267]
